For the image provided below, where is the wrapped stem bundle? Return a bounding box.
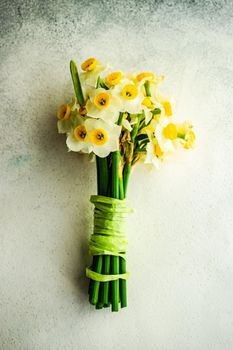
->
[56,57,196,312]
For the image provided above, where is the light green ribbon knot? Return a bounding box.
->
[86,195,133,282]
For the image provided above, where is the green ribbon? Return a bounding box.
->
[86,269,130,282]
[86,195,133,282]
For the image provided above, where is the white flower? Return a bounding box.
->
[66,119,92,154]
[66,118,121,158]
[143,118,176,169]
[85,88,121,123]
[144,141,162,169]
[112,79,144,114]
[153,119,176,153]
[57,98,80,134]
[85,118,121,158]
[79,58,109,98]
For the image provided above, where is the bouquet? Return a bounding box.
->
[56,57,195,312]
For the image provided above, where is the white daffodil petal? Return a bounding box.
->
[86,88,121,123]
[144,142,161,169]
[84,118,121,158]
[66,133,92,153]
[143,108,152,125]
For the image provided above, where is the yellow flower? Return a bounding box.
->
[177,121,196,149]
[163,123,177,140]
[121,84,138,100]
[161,101,172,117]
[142,97,153,108]
[74,125,88,142]
[93,92,110,109]
[57,104,71,121]
[105,72,122,86]
[85,118,121,157]
[66,120,93,154]
[80,59,108,91]
[81,57,97,72]
[90,128,108,146]
[145,137,163,169]
[155,92,173,117]
[184,130,196,149]
[136,72,154,82]
[86,88,120,123]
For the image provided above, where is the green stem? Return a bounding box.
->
[89,255,103,305]
[110,113,124,312]
[123,163,131,197]
[110,153,120,311]
[96,156,109,195]
[111,256,120,311]
[102,255,111,305]
[111,152,119,199]
[120,163,131,308]
[120,258,127,307]
[119,174,124,200]
[89,157,109,307]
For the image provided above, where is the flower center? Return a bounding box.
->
[136,72,154,82]
[57,104,71,121]
[105,72,122,86]
[90,128,108,145]
[74,125,87,141]
[94,93,110,109]
[121,84,138,100]
[81,58,97,72]
[163,123,177,140]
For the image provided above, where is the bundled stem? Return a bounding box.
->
[89,157,108,307]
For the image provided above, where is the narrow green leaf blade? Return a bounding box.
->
[70,60,85,106]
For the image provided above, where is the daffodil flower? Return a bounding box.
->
[86,88,121,123]
[141,97,154,124]
[79,58,109,96]
[66,118,121,157]
[57,98,80,134]
[66,118,93,153]
[176,121,196,149]
[153,92,174,117]
[85,118,121,158]
[143,118,177,168]
[153,119,176,153]
[105,71,123,87]
[144,139,163,169]
[113,79,145,114]
[134,72,164,89]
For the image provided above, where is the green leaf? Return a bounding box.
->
[70,60,85,106]
[96,76,109,90]
[177,133,186,139]
[144,80,151,97]
[135,134,149,142]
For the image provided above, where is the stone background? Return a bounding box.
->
[1,1,233,349]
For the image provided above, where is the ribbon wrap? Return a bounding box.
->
[86,195,132,282]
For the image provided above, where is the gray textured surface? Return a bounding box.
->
[1,1,233,349]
